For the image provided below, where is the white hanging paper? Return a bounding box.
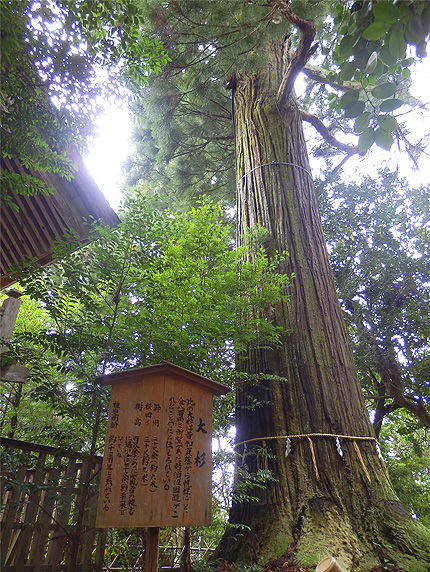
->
[285,437,292,458]
[376,442,384,461]
[336,437,344,457]
[242,442,247,463]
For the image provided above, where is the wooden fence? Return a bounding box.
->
[0,437,106,571]
[1,437,216,571]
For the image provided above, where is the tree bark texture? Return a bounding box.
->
[213,41,430,571]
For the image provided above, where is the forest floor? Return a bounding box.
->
[215,543,401,572]
[216,544,314,571]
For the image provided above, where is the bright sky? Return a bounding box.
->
[84,106,131,210]
[84,59,430,211]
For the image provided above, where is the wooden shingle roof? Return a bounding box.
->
[1,151,120,288]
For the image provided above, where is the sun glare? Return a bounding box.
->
[84,107,131,211]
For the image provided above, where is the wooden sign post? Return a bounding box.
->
[96,362,229,571]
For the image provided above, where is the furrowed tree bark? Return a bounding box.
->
[212,40,430,571]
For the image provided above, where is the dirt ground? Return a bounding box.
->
[215,543,402,572]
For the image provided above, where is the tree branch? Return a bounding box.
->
[275,0,316,105]
[300,110,360,155]
[303,64,426,109]
[303,64,352,92]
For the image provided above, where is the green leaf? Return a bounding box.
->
[358,128,375,153]
[375,129,394,150]
[354,111,371,133]
[388,28,406,60]
[407,14,425,43]
[379,45,397,66]
[377,115,398,132]
[340,90,359,109]
[344,101,365,119]
[373,1,401,24]
[363,21,391,41]
[380,98,403,112]
[339,61,357,81]
[372,82,396,99]
[366,51,378,74]
[338,35,355,57]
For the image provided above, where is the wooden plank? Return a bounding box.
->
[1,465,27,568]
[29,455,63,571]
[37,169,87,236]
[0,363,29,383]
[0,236,15,269]
[93,528,107,572]
[98,361,229,395]
[34,190,68,239]
[0,210,26,263]
[1,441,105,572]
[46,458,78,567]
[7,191,47,254]
[80,459,101,572]
[1,197,37,260]
[182,527,192,572]
[73,458,91,569]
[0,294,23,353]
[8,158,54,251]
[0,437,102,461]
[15,453,47,568]
[145,527,160,572]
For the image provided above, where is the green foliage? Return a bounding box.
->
[380,412,430,526]
[0,171,54,211]
[124,0,428,213]
[6,199,288,451]
[123,0,331,208]
[1,0,168,208]
[316,168,430,525]
[316,168,430,433]
[331,0,429,150]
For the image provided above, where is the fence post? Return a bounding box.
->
[145,527,160,572]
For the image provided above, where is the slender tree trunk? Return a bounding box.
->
[213,41,430,571]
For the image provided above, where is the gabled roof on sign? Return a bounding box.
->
[1,151,120,289]
[97,361,230,396]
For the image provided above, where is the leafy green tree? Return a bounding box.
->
[317,170,430,435]
[7,200,287,453]
[380,412,430,528]
[4,198,287,568]
[121,0,430,568]
[0,0,169,208]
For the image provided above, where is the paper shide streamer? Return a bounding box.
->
[336,437,344,458]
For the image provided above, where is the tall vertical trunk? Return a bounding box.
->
[213,42,430,571]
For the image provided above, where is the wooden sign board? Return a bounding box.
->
[96,362,228,529]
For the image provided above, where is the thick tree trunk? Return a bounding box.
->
[213,42,430,571]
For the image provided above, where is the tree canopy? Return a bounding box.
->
[0,0,169,207]
[124,0,429,207]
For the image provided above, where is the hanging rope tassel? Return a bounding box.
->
[382,459,391,482]
[376,442,391,482]
[353,440,371,482]
[307,436,320,481]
